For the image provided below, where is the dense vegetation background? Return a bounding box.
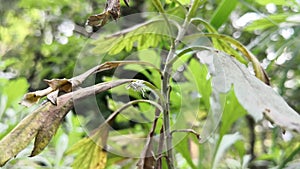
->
[1,0,300,168]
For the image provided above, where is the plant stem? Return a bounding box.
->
[161,0,203,168]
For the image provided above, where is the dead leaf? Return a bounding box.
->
[44,78,72,92]
[46,89,59,105]
[87,0,123,27]
[30,95,74,156]
[20,87,53,107]
[87,12,110,27]
[0,79,134,166]
[20,79,71,107]
[197,50,300,132]
[20,61,150,107]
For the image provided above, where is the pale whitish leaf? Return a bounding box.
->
[197,50,300,132]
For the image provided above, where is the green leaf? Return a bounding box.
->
[185,58,211,109]
[220,88,247,137]
[255,0,291,5]
[175,136,197,169]
[92,19,172,55]
[245,14,289,31]
[66,125,109,169]
[2,78,29,107]
[210,0,239,29]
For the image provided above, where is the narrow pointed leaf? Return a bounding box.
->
[210,0,238,29]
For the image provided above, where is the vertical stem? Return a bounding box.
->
[161,1,203,168]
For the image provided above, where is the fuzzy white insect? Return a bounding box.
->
[126,80,147,97]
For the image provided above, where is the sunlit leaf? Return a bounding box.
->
[245,14,289,32]
[66,124,109,169]
[255,0,291,5]
[92,19,172,55]
[2,78,29,107]
[210,0,238,29]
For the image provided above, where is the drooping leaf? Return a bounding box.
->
[0,96,73,166]
[214,89,247,168]
[0,79,134,166]
[30,95,74,156]
[190,18,248,65]
[20,61,151,107]
[197,50,300,132]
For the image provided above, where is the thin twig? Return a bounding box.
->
[170,129,201,141]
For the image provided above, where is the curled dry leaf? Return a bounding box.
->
[20,79,72,107]
[44,78,72,92]
[20,61,154,107]
[20,87,53,107]
[87,0,130,27]
[0,79,134,166]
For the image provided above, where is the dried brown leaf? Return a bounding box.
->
[20,61,144,107]
[0,79,134,166]
[46,89,59,105]
[44,78,72,92]
[20,87,53,107]
[30,95,73,156]
[87,12,110,27]
[0,97,72,166]
[87,0,121,27]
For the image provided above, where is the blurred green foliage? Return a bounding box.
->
[1,0,300,168]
